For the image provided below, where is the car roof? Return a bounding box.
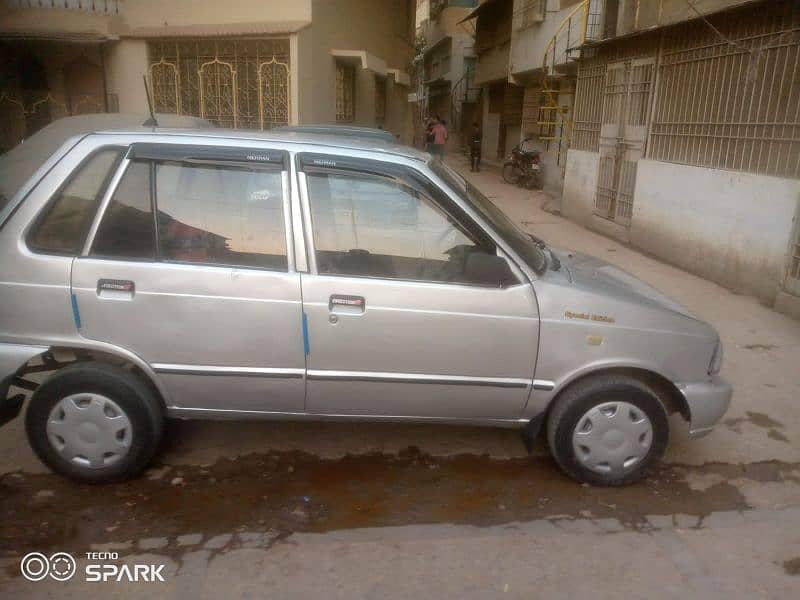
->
[273,124,397,143]
[90,127,429,163]
[0,113,213,200]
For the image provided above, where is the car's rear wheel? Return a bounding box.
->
[25,362,164,483]
[546,375,669,486]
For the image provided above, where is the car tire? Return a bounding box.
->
[546,375,669,486]
[25,361,164,483]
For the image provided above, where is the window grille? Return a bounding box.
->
[648,3,799,178]
[572,63,604,151]
[147,38,290,130]
[336,62,356,123]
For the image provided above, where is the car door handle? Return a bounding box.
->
[329,295,365,315]
[97,279,135,301]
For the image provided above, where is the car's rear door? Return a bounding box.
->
[297,153,539,421]
[71,143,305,415]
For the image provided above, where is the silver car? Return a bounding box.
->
[0,128,731,485]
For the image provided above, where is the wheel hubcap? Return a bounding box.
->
[46,393,132,469]
[571,401,653,476]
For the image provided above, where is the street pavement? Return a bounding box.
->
[1,153,798,599]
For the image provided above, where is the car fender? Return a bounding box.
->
[0,342,50,382]
[522,357,680,420]
[0,338,171,407]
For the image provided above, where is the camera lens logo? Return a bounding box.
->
[21,552,76,582]
[49,553,77,581]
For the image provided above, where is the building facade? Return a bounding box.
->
[417,0,479,144]
[463,0,600,189]
[0,0,416,152]
[562,0,800,318]
[508,0,602,190]
[463,0,518,164]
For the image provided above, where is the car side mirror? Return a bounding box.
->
[463,253,515,287]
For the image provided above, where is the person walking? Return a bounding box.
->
[431,118,448,159]
[424,119,435,153]
[469,121,482,172]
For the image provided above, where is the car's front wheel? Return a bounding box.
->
[25,362,164,483]
[546,375,669,486]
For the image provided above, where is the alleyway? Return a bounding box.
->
[1,155,799,598]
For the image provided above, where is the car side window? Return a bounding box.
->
[28,148,123,255]
[305,169,513,285]
[91,160,155,259]
[155,161,287,271]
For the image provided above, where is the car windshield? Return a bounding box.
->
[430,160,547,274]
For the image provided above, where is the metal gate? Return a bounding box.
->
[148,39,290,130]
[595,57,654,226]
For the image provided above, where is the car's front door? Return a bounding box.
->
[297,154,539,421]
[71,143,305,415]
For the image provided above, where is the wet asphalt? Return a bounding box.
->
[3,426,799,571]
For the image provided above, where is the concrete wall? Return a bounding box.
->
[0,5,121,36]
[562,149,800,304]
[0,0,312,38]
[614,0,753,37]
[474,43,509,86]
[481,87,500,163]
[630,160,800,302]
[120,0,312,29]
[562,148,599,223]
[424,4,473,50]
[103,40,149,114]
[386,75,412,144]
[509,0,577,75]
[309,0,414,140]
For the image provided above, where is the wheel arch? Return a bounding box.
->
[10,343,169,412]
[546,366,690,423]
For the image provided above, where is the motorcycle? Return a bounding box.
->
[502,143,542,190]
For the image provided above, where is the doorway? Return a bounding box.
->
[594,57,655,226]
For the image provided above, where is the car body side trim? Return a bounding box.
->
[152,364,305,378]
[150,365,542,389]
[306,369,531,389]
[71,287,302,304]
[0,281,69,290]
[532,379,555,391]
[302,300,538,321]
[165,406,529,428]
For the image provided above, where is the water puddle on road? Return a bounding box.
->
[1,448,796,562]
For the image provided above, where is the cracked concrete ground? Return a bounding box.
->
[1,154,799,598]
